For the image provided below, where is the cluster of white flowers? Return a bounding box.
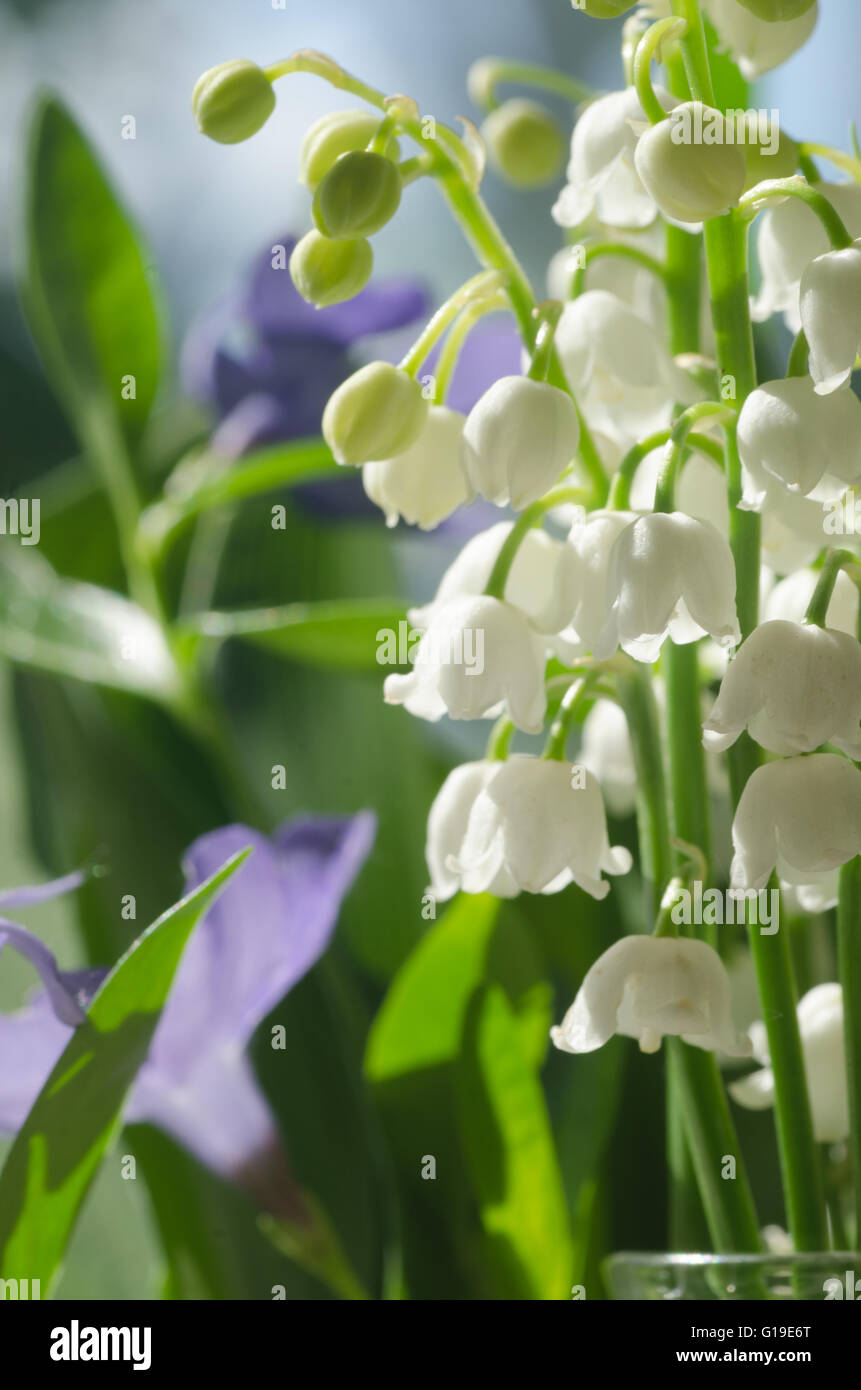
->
[310,1,861,1090]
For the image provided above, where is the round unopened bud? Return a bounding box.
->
[300,109,400,190]
[736,0,816,20]
[481,99,566,189]
[312,151,402,240]
[323,362,429,466]
[634,103,747,224]
[575,0,637,15]
[192,60,275,144]
[741,114,798,190]
[289,231,373,307]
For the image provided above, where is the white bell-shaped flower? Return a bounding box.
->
[704,620,861,758]
[731,983,848,1142]
[556,290,698,448]
[362,405,469,530]
[552,86,677,232]
[551,936,752,1057]
[579,699,639,818]
[383,594,547,732]
[738,377,861,507]
[601,512,741,663]
[634,103,747,226]
[561,508,637,658]
[764,567,860,635]
[461,376,580,510]
[702,0,818,79]
[752,181,861,331]
[428,755,632,901]
[409,521,579,636]
[730,753,861,891]
[754,477,853,571]
[800,239,861,395]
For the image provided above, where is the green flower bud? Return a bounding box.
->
[481,99,566,189]
[323,362,428,466]
[634,103,747,224]
[741,114,799,190]
[289,231,373,307]
[574,0,637,16]
[312,151,402,240]
[735,0,816,20]
[300,109,400,190]
[191,60,275,144]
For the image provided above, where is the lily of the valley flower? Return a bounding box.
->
[552,86,677,231]
[460,375,580,510]
[583,511,741,663]
[752,182,861,331]
[634,103,747,226]
[730,753,861,891]
[702,0,819,80]
[738,376,861,506]
[800,238,861,395]
[0,817,375,1187]
[409,521,580,636]
[556,290,698,447]
[551,935,752,1057]
[731,983,848,1143]
[426,755,631,901]
[362,404,469,530]
[704,620,861,758]
[383,594,547,732]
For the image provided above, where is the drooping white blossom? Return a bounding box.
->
[551,935,752,1057]
[702,0,819,80]
[552,86,677,232]
[556,290,699,447]
[737,377,861,507]
[752,182,861,331]
[730,753,861,891]
[362,405,470,529]
[461,376,580,509]
[383,594,547,732]
[800,239,861,395]
[704,620,861,758]
[409,521,579,636]
[730,983,848,1142]
[579,698,639,817]
[597,511,741,663]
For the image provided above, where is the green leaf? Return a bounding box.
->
[138,439,339,560]
[23,96,161,452]
[455,984,574,1300]
[180,598,407,673]
[0,549,180,701]
[0,847,249,1293]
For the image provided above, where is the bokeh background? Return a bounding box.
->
[1,0,859,1299]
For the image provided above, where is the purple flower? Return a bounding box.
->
[0,814,374,1190]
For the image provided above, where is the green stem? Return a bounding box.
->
[433,294,509,402]
[467,57,592,112]
[799,141,861,185]
[527,301,563,382]
[654,402,730,513]
[569,242,667,301]
[738,178,854,251]
[483,485,588,600]
[486,714,515,761]
[663,643,711,882]
[838,856,861,1247]
[634,16,688,127]
[399,271,506,376]
[805,549,861,628]
[786,329,809,378]
[616,665,671,922]
[542,673,599,761]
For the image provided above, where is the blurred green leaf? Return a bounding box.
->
[180,598,406,673]
[0,549,180,700]
[23,95,162,463]
[0,848,248,1292]
[138,440,339,560]
[456,984,573,1300]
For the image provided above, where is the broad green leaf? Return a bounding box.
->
[455,984,574,1300]
[24,96,161,453]
[138,439,339,560]
[0,847,248,1292]
[366,894,501,1081]
[180,598,407,673]
[0,549,180,701]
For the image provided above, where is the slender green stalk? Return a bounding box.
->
[467,57,592,111]
[483,485,588,599]
[569,241,667,301]
[433,294,509,402]
[738,179,854,251]
[806,549,861,628]
[616,665,671,922]
[634,16,688,126]
[838,856,861,1245]
[399,271,506,375]
[654,402,730,513]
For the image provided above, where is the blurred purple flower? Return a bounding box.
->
[0,814,374,1192]
[181,233,523,526]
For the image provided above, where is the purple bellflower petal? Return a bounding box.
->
[0,920,92,1026]
[0,868,85,910]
